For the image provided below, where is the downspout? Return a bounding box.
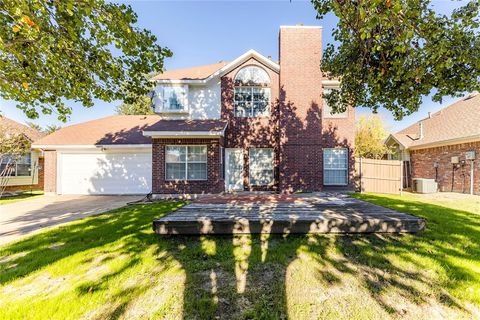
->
[470,160,474,195]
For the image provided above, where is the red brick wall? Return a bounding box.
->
[278,26,355,192]
[37,156,44,190]
[43,150,57,194]
[411,141,480,194]
[152,138,224,194]
[221,57,280,191]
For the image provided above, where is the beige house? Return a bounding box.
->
[0,116,44,192]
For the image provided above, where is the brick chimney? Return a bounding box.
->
[278,26,324,192]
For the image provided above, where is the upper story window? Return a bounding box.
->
[160,85,188,112]
[234,66,271,117]
[323,88,348,118]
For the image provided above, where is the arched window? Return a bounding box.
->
[234,66,271,117]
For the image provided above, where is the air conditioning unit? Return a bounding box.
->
[413,178,438,193]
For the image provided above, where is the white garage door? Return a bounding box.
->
[59,152,152,195]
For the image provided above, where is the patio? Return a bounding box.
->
[153,193,425,235]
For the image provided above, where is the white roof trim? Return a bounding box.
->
[32,144,152,150]
[280,25,323,29]
[322,80,341,87]
[385,134,407,149]
[142,130,225,138]
[408,134,480,150]
[154,79,205,84]
[152,49,280,84]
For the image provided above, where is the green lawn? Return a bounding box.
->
[0,194,479,319]
[0,190,43,205]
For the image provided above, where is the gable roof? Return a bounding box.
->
[151,49,280,84]
[0,116,44,141]
[32,115,160,147]
[151,61,229,81]
[31,115,227,148]
[389,92,480,149]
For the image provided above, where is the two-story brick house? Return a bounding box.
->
[32,26,355,195]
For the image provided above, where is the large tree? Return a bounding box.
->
[355,114,390,159]
[312,0,480,119]
[0,0,171,121]
[116,95,154,115]
[26,121,61,134]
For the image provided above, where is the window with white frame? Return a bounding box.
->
[162,86,188,111]
[323,148,348,185]
[0,153,31,176]
[165,146,207,180]
[235,66,270,84]
[234,66,271,117]
[249,148,274,186]
[323,88,347,118]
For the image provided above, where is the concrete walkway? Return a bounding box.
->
[0,195,140,246]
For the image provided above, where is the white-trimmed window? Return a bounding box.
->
[234,87,271,117]
[235,66,270,84]
[165,146,207,180]
[249,148,274,186]
[0,153,31,176]
[161,86,188,111]
[323,88,347,118]
[234,66,271,117]
[323,148,348,185]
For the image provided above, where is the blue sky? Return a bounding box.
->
[0,0,465,132]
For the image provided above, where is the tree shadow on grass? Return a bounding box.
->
[336,194,480,314]
[161,196,479,318]
[161,233,332,319]
[0,198,479,319]
[0,202,183,285]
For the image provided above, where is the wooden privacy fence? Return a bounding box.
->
[354,158,402,194]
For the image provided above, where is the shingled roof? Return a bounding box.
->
[31,115,227,147]
[0,116,44,141]
[151,61,229,81]
[390,93,480,149]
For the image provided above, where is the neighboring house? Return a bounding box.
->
[385,92,480,194]
[0,117,44,192]
[32,26,355,195]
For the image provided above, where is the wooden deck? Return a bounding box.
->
[153,197,425,235]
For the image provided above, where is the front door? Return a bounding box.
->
[225,148,244,191]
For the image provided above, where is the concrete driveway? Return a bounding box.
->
[0,195,141,246]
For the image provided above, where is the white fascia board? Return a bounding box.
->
[409,134,480,150]
[151,49,280,84]
[280,25,323,29]
[322,80,341,87]
[385,134,406,149]
[142,130,224,137]
[31,144,152,150]
[153,79,205,85]
[215,49,280,75]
